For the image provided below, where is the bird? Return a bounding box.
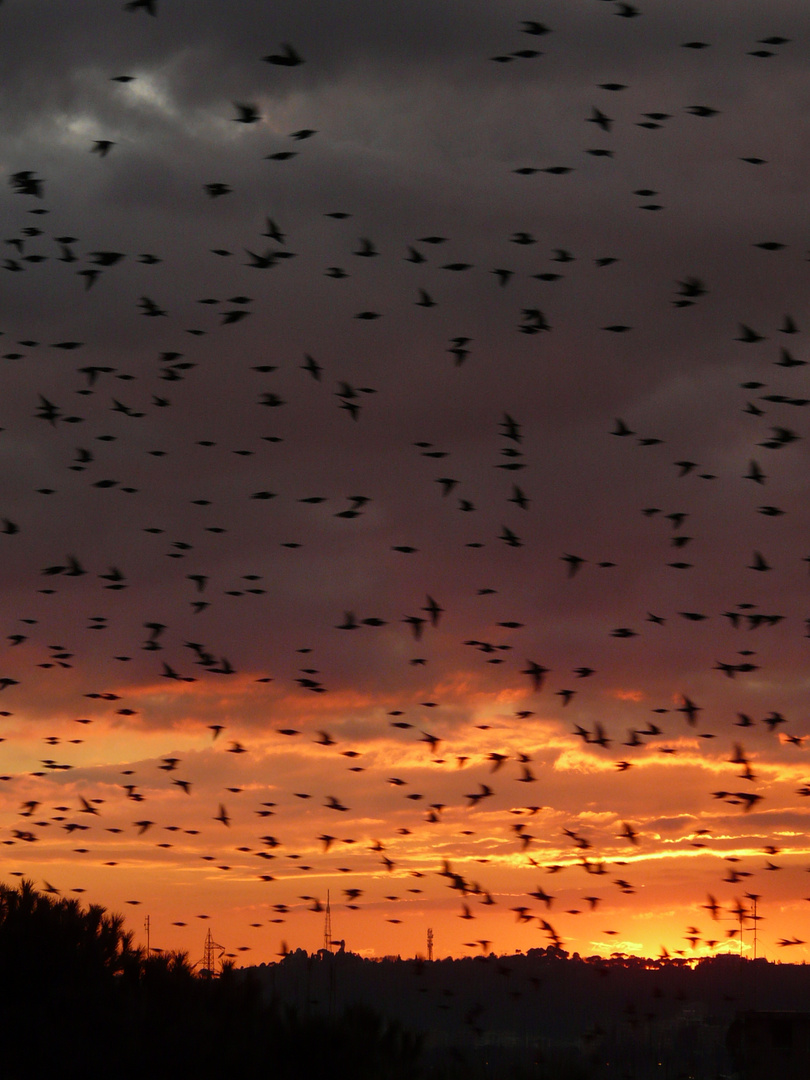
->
[587,107,613,132]
[619,822,639,845]
[521,662,549,692]
[233,103,261,124]
[745,460,767,484]
[562,554,586,578]
[422,596,444,627]
[262,43,303,66]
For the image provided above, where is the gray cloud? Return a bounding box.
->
[1,0,810,957]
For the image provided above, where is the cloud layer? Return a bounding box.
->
[1,0,809,962]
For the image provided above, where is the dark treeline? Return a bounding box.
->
[3,880,809,1079]
[249,944,810,1078]
[0,880,420,1080]
[255,940,810,1037]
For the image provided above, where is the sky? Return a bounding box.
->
[1,0,810,966]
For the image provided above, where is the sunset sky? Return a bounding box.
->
[2,0,810,966]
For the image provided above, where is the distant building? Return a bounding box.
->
[727,1011,810,1080]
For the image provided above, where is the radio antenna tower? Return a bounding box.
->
[323,889,333,953]
[427,927,434,962]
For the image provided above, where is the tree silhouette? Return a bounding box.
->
[0,880,423,1080]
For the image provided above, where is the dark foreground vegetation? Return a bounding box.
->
[251,942,810,1079]
[3,880,810,1079]
[0,881,422,1080]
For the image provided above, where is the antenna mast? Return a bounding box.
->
[746,893,761,960]
[739,906,745,957]
[324,889,333,953]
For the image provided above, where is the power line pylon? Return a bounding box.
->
[201,928,225,976]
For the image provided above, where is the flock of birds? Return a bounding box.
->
[1,0,810,964]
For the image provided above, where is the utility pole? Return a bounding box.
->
[427,927,434,962]
[323,889,333,953]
